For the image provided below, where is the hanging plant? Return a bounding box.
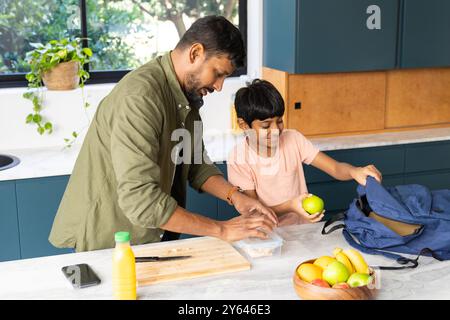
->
[22,38,92,145]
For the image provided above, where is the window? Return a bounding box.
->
[0,0,247,88]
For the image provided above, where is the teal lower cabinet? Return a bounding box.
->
[216,163,240,221]
[305,141,450,217]
[180,185,218,239]
[404,141,450,173]
[403,140,450,190]
[15,176,72,259]
[0,181,21,262]
[307,176,405,218]
[404,172,450,190]
[180,163,238,239]
[304,145,407,217]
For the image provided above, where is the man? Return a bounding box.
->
[49,16,277,252]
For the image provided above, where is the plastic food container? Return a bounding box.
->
[234,231,284,259]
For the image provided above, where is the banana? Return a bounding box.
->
[333,248,355,274]
[342,248,370,274]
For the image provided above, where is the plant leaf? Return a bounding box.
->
[50,55,60,64]
[32,96,40,111]
[25,73,35,81]
[82,48,93,57]
[37,127,45,135]
[32,114,42,123]
[23,92,33,99]
[29,42,44,48]
[56,49,67,59]
[25,114,33,123]
[72,131,78,138]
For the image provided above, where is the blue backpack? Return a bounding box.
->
[322,176,450,269]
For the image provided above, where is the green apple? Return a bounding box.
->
[347,273,373,287]
[302,195,325,215]
[322,261,350,286]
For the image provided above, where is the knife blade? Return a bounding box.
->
[135,255,192,262]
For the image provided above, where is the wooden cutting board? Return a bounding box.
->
[134,236,251,286]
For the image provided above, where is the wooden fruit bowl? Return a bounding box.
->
[293,259,378,300]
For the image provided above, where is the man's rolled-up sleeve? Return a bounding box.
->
[110,95,178,228]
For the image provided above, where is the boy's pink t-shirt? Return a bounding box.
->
[227,129,320,207]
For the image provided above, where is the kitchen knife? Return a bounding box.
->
[135,255,192,262]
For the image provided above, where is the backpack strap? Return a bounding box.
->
[343,229,443,270]
[321,211,346,235]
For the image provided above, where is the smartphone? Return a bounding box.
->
[61,263,101,289]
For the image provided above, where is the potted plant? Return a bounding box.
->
[22,38,92,144]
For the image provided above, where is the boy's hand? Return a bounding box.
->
[350,165,382,186]
[231,191,279,226]
[290,194,325,223]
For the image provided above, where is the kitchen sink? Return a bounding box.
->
[0,154,20,171]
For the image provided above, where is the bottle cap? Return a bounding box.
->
[115,231,130,243]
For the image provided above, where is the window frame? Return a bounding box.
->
[0,0,248,88]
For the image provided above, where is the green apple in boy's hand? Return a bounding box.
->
[302,194,325,215]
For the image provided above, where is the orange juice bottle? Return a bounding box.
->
[112,231,136,300]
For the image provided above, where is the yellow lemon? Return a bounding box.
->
[313,256,337,270]
[296,263,323,283]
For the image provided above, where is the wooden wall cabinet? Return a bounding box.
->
[263,67,387,136]
[264,66,450,136]
[385,68,450,128]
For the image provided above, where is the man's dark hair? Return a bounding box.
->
[234,79,285,126]
[176,15,245,69]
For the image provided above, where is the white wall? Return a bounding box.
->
[0,1,263,151]
[0,85,111,150]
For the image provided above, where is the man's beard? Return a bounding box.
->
[185,90,204,109]
[184,73,207,109]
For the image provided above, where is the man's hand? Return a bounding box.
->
[218,212,276,242]
[231,191,278,226]
[290,193,325,223]
[350,164,382,186]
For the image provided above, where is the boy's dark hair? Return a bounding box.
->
[175,15,245,69]
[234,79,285,126]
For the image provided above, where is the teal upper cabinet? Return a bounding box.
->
[0,181,21,262]
[263,0,399,73]
[15,176,72,259]
[400,0,450,68]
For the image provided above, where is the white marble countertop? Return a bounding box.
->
[0,144,82,181]
[0,222,448,300]
[309,127,450,151]
[1,127,450,182]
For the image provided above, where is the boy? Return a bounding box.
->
[227,79,382,226]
